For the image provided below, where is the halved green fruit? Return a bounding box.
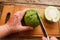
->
[24,9,40,27]
[45,6,60,22]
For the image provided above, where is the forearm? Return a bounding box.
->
[0,24,11,38]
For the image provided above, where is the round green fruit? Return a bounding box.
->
[24,9,40,27]
[45,6,60,22]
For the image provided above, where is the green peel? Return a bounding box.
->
[24,9,41,27]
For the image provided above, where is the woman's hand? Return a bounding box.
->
[42,36,58,40]
[7,9,33,33]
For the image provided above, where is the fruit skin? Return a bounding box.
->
[24,9,40,27]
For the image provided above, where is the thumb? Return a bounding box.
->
[42,37,47,40]
[17,25,33,32]
[21,26,33,31]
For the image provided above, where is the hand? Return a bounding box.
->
[42,36,58,40]
[6,9,33,33]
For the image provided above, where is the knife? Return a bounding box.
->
[36,13,50,40]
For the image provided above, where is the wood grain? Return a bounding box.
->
[14,6,59,37]
[0,5,59,37]
[0,5,14,25]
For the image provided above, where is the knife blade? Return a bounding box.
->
[36,13,50,40]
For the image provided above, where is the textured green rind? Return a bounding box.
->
[24,9,40,27]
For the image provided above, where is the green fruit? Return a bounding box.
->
[24,9,40,27]
[45,6,60,22]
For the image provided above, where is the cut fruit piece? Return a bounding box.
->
[45,6,60,22]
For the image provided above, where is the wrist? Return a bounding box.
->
[0,24,12,38]
[6,24,16,33]
[4,24,12,34]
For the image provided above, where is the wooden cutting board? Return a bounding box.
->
[0,5,60,37]
[0,5,15,25]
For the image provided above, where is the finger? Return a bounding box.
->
[50,36,58,40]
[19,8,29,21]
[42,37,47,40]
[21,8,29,16]
[14,8,29,21]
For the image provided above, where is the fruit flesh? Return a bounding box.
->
[45,6,60,22]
